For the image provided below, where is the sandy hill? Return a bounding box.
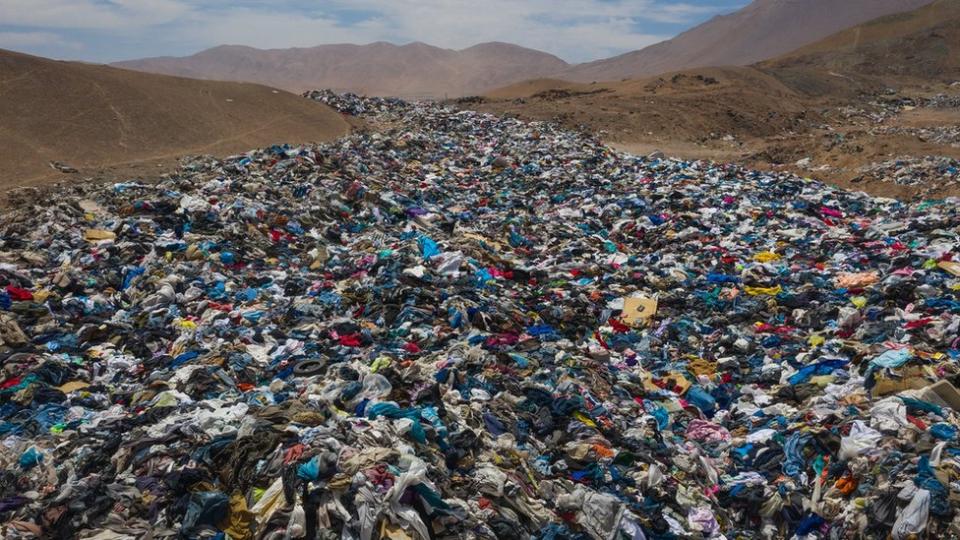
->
[480,66,811,146]
[113,42,570,98]
[560,0,936,83]
[0,48,349,188]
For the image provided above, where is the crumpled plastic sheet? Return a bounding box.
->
[0,92,959,539]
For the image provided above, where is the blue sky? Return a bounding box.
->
[0,0,750,63]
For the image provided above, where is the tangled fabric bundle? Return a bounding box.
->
[0,93,959,539]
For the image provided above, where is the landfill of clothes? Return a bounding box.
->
[2,92,960,540]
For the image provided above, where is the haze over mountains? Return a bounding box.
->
[113,42,569,98]
[113,0,937,97]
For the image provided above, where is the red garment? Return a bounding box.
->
[906,414,927,431]
[905,318,933,329]
[594,331,609,350]
[283,444,306,464]
[608,318,631,334]
[338,334,361,347]
[5,285,33,301]
[820,206,843,218]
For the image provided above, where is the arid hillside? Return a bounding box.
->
[0,48,350,188]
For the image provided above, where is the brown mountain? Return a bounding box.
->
[764,0,960,85]
[560,0,937,82]
[0,48,349,188]
[112,41,570,98]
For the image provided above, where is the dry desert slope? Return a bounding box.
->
[0,48,350,188]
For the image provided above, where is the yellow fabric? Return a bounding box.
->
[83,229,115,241]
[380,521,415,540]
[250,478,285,525]
[688,357,716,377]
[57,381,90,393]
[939,261,960,277]
[744,285,782,296]
[753,251,781,263]
[572,411,597,428]
[219,491,255,540]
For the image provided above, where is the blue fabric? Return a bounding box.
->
[869,349,913,371]
[930,423,957,440]
[298,457,320,480]
[483,411,508,436]
[421,406,448,449]
[782,432,812,479]
[172,351,200,367]
[418,236,440,259]
[526,324,558,338]
[367,402,427,443]
[901,396,943,416]
[787,359,848,385]
[795,514,825,536]
[916,456,951,516]
[644,399,669,430]
[122,266,146,290]
[508,353,529,368]
[686,386,716,416]
[706,273,740,284]
[19,447,43,470]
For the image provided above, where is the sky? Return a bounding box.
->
[0,0,750,64]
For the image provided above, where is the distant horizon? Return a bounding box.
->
[0,0,749,64]
[114,40,579,64]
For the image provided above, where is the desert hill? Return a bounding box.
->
[764,0,960,86]
[0,48,349,188]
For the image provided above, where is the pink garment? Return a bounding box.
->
[685,419,732,443]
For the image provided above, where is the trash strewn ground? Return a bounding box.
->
[855,156,960,189]
[2,93,960,539]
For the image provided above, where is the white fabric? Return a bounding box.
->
[891,489,930,540]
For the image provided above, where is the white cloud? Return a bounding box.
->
[323,0,709,57]
[0,0,189,29]
[171,8,388,51]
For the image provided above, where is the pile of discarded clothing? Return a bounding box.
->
[1,93,960,539]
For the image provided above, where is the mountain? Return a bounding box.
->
[0,48,349,187]
[560,0,938,82]
[764,0,960,84]
[112,42,570,98]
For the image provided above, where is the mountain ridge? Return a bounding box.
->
[558,0,938,82]
[113,41,570,98]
